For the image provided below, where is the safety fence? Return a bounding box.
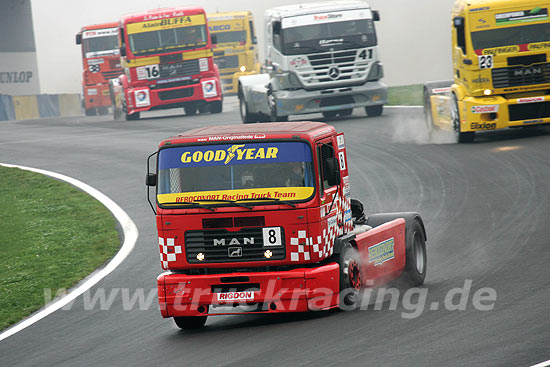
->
[0,94,81,121]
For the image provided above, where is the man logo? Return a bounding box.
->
[328,67,340,80]
[228,247,242,257]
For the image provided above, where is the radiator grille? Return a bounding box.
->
[159,59,200,78]
[492,63,550,89]
[214,55,239,70]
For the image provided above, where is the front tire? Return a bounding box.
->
[322,111,338,119]
[209,100,223,114]
[338,243,362,310]
[365,105,383,117]
[451,95,475,143]
[239,95,257,123]
[184,105,197,116]
[399,219,427,286]
[85,108,96,116]
[173,316,207,330]
[125,111,140,121]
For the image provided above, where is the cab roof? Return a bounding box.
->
[455,0,550,11]
[162,122,336,146]
[207,11,252,19]
[266,0,371,19]
[121,6,205,24]
[80,22,119,32]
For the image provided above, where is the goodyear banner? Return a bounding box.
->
[127,14,206,34]
[158,142,313,169]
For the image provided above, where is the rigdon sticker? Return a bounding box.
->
[368,238,395,266]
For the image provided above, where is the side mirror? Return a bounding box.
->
[252,36,257,44]
[75,33,82,45]
[120,46,126,57]
[324,157,341,187]
[453,16,464,28]
[146,173,157,187]
[372,10,380,22]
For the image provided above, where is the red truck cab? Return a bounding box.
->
[76,22,122,116]
[111,7,223,120]
[146,122,427,329]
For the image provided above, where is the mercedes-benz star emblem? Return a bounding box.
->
[328,66,340,80]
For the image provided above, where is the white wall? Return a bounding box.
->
[30,0,456,94]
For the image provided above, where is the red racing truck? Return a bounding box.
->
[146,122,427,329]
[111,7,223,120]
[76,22,122,116]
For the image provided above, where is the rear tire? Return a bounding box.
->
[322,111,338,119]
[399,220,427,287]
[239,94,257,123]
[173,316,207,330]
[125,111,140,121]
[338,243,362,310]
[184,105,197,116]
[339,108,353,117]
[365,105,383,117]
[85,108,96,116]
[198,104,209,114]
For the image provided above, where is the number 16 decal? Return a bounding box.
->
[478,55,493,69]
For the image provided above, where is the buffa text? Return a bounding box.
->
[0,71,33,84]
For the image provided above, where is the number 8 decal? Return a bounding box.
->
[263,227,282,246]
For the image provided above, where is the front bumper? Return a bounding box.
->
[157,263,340,317]
[461,94,550,132]
[126,77,222,114]
[273,81,388,116]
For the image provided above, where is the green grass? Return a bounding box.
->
[0,166,120,330]
[387,84,423,106]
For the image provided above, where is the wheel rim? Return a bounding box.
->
[348,260,362,290]
[413,233,425,274]
[239,98,246,119]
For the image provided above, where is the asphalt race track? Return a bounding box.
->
[1,98,549,367]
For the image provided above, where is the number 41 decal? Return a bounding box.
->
[478,55,493,69]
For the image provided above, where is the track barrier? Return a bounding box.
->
[0,93,81,121]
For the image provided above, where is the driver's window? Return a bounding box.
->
[317,141,336,193]
[272,21,282,51]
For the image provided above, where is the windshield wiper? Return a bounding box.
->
[196,199,253,210]
[341,39,368,49]
[235,197,296,208]
[161,201,215,211]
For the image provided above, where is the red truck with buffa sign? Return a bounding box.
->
[76,22,122,116]
[146,122,428,329]
[111,7,223,121]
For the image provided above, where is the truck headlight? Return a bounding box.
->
[240,65,246,72]
[484,89,492,96]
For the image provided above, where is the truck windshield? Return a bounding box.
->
[211,30,247,45]
[281,19,376,55]
[82,28,119,58]
[471,22,550,51]
[157,142,315,206]
[126,15,208,56]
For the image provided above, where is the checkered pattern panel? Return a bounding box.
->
[159,237,182,269]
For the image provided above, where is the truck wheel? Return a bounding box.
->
[365,105,383,117]
[239,96,258,123]
[338,243,362,309]
[423,87,437,134]
[339,108,353,117]
[451,95,475,143]
[209,100,223,114]
[184,105,197,116]
[198,104,209,114]
[97,107,109,115]
[125,111,140,121]
[273,115,289,122]
[399,219,427,287]
[322,111,338,119]
[85,108,96,116]
[173,316,207,330]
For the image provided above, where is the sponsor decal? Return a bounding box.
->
[82,27,118,39]
[319,38,344,47]
[157,76,191,84]
[199,58,209,72]
[0,71,33,84]
[337,134,345,149]
[179,144,278,165]
[217,291,254,302]
[338,151,346,171]
[214,237,254,246]
[289,56,309,69]
[87,58,104,65]
[199,134,266,142]
[127,14,205,34]
[344,209,352,223]
[517,97,545,104]
[471,122,496,130]
[314,13,343,21]
[482,45,519,55]
[471,7,490,12]
[513,66,543,77]
[134,89,150,107]
[432,87,451,94]
[159,187,314,204]
[87,88,98,96]
[495,7,548,25]
[528,42,550,51]
[281,9,371,29]
[471,105,498,114]
[368,238,395,266]
[327,215,338,228]
[472,77,489,84]
[523,119,544,124]
[209,24,230,31]
[202,80,217,98]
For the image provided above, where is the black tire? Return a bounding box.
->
[198,104,210,114]
[125,111,140,121]
[399,219,427,286]
[451,95,475,143]
[272,115,289,122]
[173,316,207,330]
[97,106,109,115]
[239,95,258,123]
[184,105,197,116]
[267,84,288,122]
[209,100,223,114]
[85,108,96,116]
[339,108,353,117]
[322,111,338,119]
[365,105,383,117]
[338,243,362,310]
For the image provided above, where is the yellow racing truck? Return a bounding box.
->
[208,11,261,94]
[424,0,550,143]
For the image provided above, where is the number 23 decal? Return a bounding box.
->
[478,55,493,69]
